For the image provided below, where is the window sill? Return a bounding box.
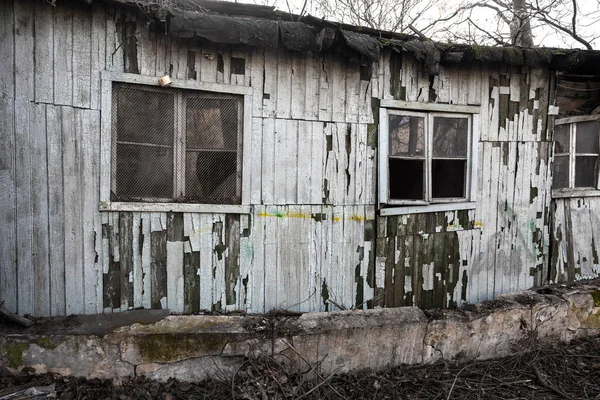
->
[99,201,251,214]
[551,189,600,199]
[380,201,476,216]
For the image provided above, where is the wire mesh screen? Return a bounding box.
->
[111,82,242,204]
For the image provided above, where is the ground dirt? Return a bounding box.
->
[1,335,599,399]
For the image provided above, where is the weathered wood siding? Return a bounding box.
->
[551,197,600,283]
[375,53,554,307]
[0,0,558,316]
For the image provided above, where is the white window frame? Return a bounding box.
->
[99,71,253,213]
[552,114,600,199]
[378,100,480,216]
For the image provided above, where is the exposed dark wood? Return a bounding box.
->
[225,215,240,306]
[183,251,200,314]
[150,230,167,309]
[119,212,133,308]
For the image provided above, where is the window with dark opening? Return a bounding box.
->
[384,110,471,205]
[553,118,600,190]
[111,83,243,204]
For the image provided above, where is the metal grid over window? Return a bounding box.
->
[111,83,243,204]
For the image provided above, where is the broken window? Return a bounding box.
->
[553,117,600,191]
[111,83,243,204]
[379,106,477,212]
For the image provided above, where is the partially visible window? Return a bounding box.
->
[553,118,600,190]
[111,83,243,204]
[381,109,473,206]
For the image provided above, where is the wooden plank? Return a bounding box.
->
[263,207,278,310]
[0,0,14,96]
[346,67,360,123]
[14,0,34,101]
[90,2,106,110]
[46,106,65,315]
[30,103,50,316]
[198,214,213,311]
[216,45,231,85]
[79,109,101,314]
[273,119,289,203]
[261,118,275,204]
[275,49,292,119]
[72,3,92,108]
[63,106,84,314]
[262,48,278,118]
[310,122,325,205]
[15,101,33,316]
[250,206,266,313]
[318,53,333,122]
[131,213,142,309]
[249,117,263,204]
[305,52,319,121]
[0,97,17,314]
[53,4,73,105]
[150,213,167,309]
[250,47,264,117]
[166,240,184,313]
[297,121,312,204]
[331,55,346,122]
[212,214,226,310]
[237,213,251,310]
[34,0,54,103]
[224,215,240,309]
[140,213,152,309]
[291,51,306,120]
[119,212,133,310]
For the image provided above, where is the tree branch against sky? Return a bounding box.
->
[257,0,600,49]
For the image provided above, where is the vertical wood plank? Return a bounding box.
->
[291,51,306,120]
[310,121,325,204]
[30,103,50,316]
[250,207,266,313]
[15,101,33,315]
[0,0,14,96]
[261,118,275,204]
[305,53,319,121]
[276,49,292,119]
[34,1,54,103]
[140,213,152,309]
[46,106,65,315]
[54,4,73,105]
[198,214,213,310]
[14,0,34,101]
[150,213,167,309]
[250,47,264,117]
[90,2,106,110]
[249,117,262,204]
[262,48,278,118]
[72,4,92,108]
[64,106,84,314]
[0,97,17,313]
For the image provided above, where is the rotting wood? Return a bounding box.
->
[0,306,33,327]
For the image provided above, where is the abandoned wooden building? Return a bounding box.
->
[1,0,600,317]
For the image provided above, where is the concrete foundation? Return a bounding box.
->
[2,284,600,382]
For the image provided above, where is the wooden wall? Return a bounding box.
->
[551,197,600,283]
[0,0,557,316]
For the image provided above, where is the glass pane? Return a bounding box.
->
[389,158,424,200]
[554,124,570,154]
[552,155,569,189]
[575,156,598,187]
[116,144,173,199]
[576,121,599,153]
[186,150,238,204]
[433,117,468,158]
[389,115,424,157]
[113,84,174,146]
[186,96,240,150]
[432,159,466,198]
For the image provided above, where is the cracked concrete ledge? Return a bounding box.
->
[1,285,600,382]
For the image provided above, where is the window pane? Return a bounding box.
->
[433,117,468,158]
[432,159,466,198]
[552,155,569,189]
[576,121,599,153]
[186,96,240,150]
[113,84,174,145]
[389,115,424,157]
[186,151,239,204]
[389,158,424,200]
[116,144,173,199]
[554,124,570,154]
[575,156,598,187]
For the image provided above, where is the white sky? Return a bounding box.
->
[233,0,599,49]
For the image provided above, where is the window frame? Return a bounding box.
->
[552,114,600,199]
[99,71,253,213]
[378,100,480,216]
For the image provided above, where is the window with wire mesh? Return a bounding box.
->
[111,83,243,204]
